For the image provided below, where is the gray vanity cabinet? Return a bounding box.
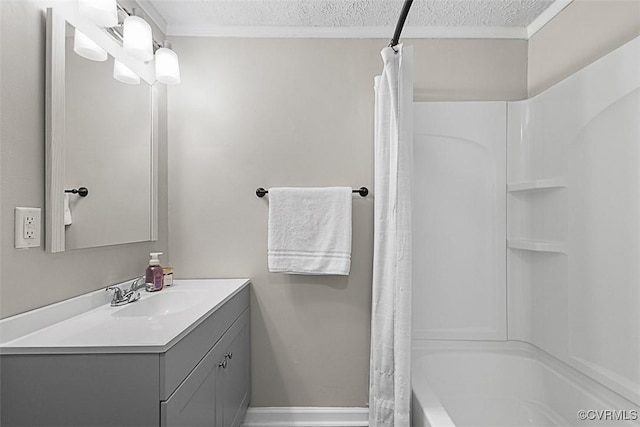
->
[0,284,251,427]
[161,309,250,427]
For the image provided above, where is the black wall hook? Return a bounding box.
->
[65,187,89,197]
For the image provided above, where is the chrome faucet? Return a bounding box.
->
[106,277,152,307]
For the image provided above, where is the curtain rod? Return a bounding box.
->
[389,0,414,48]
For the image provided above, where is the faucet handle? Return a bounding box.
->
[129,276,144,290]
[106,286,123,298]
[129,276,155,293]
[105,286,122,298]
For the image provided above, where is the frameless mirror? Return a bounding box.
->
[46,8,158,253]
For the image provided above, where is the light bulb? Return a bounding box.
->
[73,29,108,62]
[155,47,181,85]
[113,59,140,84]
[78,0,118,27]
[123,16,153,62]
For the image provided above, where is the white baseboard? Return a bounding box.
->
[241,407,369,427]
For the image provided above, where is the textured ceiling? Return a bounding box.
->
[142,0,569,38]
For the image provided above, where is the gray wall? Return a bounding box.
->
[0,0,169,318]
[166,37,526,407]
[528,0,640,96]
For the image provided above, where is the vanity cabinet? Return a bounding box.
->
[0,281,250,427]
[162,309,250,427]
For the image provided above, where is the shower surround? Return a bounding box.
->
[411,34,640,426]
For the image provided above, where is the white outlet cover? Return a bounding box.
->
[15,207,42,249]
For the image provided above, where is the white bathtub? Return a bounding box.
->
[411,341,640,427]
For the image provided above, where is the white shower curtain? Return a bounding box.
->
[369,44,413,427]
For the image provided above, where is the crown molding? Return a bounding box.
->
[166,24,530,39]
[526,0,573,38]
[134,0,168,34]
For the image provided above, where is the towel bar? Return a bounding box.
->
[256,187,368,198]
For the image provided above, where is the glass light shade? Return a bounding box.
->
[73,29,108,62]
[113,59,140,84]
[155,48,181,85]
[78,0,118,27]
[123,16,153,62]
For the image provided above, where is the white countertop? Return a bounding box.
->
[0,279,250,355]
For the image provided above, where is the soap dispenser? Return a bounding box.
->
[145,252,164,291]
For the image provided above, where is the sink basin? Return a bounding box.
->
[0,279,250,354]
[112,291,210,318]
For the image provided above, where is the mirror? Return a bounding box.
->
[46,7,158,253]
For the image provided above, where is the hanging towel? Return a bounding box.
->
[63,194,73,226]
[268,187,352,275]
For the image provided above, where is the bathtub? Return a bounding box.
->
[411,341,640,427]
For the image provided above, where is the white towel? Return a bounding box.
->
[63,194,73,226]
[268,187,352,275]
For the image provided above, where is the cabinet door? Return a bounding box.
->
[161,340,225,427]
[217,309,251,427]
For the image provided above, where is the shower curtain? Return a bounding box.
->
[369,44,413,427]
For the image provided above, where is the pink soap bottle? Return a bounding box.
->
[145,252,164,291]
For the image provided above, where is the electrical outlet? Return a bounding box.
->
[24,215,36,239]
[15,207,41,249]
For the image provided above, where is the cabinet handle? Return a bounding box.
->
[219,360,227,369]
[225,352,233,360]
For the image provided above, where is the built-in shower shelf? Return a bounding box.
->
[508,239,567,254]
[508,177,567,193]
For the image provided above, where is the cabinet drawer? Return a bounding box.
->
[160,285,249,400]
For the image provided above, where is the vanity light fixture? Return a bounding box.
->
[123,15,153,62]
[73,29,108,61]
[103,3,182,85]
[113,59,140,84]
[155,42,181,85]
[78,0,118,27]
